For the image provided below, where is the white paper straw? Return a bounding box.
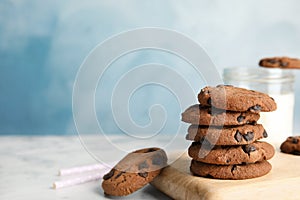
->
[59,163,115,176]
[53,172,106,189]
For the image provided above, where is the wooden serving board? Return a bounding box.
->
[151,144,300,200]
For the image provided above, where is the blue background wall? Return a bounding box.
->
[1,0,300,135]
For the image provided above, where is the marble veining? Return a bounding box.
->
[0,135,177,200]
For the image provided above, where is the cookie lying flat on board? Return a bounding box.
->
[188,141,275,165]
[259,56,300,69]
[186,124,267,145]
[102,147,167,196]
[181,104,260,126]
[198,85,277,112]
[190,160,272,180]
[280,136,300,155]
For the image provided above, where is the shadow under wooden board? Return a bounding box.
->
[151,144,300,200]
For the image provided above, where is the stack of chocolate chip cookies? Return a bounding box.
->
[182,85,277,180]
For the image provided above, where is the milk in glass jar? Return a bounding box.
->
[223,67,295,142]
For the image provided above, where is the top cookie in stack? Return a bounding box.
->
[198,85,276,113]
[182,85,277,180]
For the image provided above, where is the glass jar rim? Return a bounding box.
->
[223,67,295,84]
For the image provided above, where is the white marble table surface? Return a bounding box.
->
[0,135,190,200]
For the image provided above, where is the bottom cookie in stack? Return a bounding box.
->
[188,140,275,180]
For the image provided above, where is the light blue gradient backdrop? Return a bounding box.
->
[1,0,300,134]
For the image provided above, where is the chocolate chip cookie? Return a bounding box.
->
[190,160,272,180]
[188,141,274,165]
[198,85,277,112]
[186,124,267,145]
[181,104,260,126]
[259,56,300,69]
[280,136,300,155]
[102,147,167,196]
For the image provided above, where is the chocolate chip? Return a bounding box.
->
[249,105,261,112]
[243,132,254,141]
[237,115,245,123]
[103,169,115,180]
[138,172,148,178]
[231,165,237,173]
[152,155,164,166]
[292,138,299,144]
[115,171,124,179]
[226,159,231,164]
[139,161,149,170]
[146,148,157,153]
[249,121,257,125]
[234,131,243,142]
[207,97,212,105]
[263,130,268,138]
[243,144,256,154]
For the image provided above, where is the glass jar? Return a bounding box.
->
[223,67,295,142]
